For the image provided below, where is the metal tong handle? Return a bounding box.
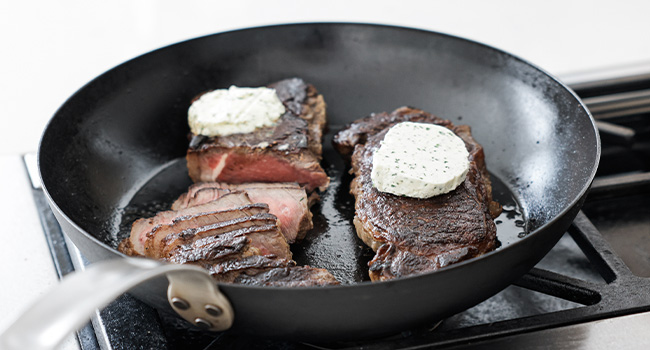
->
[0,258,233,350]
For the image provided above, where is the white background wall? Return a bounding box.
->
[2,0,650,155]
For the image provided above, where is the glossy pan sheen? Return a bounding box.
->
[38,23,599,341]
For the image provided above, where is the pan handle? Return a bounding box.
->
[0,258,234,350]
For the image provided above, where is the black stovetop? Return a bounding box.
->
[30,73,650,350]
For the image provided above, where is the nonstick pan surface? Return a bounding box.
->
[38,23,599,341]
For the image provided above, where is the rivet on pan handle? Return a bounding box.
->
[0,258,234,350]
[167,270,234,331]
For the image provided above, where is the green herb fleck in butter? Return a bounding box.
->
[371,122,469,198]
[188,86,285,137]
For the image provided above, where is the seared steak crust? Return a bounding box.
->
[165,234,253,265]
[186,78,329,192]
[205,255,295,283]
[335,107,501,281]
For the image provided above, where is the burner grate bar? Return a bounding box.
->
[595,120,636,147]
[513,268,601,305]
[582,89,650,119]
[568,212,628,282]
[566,63,650,98]
[592,106,650,119]
[589,172,650,198]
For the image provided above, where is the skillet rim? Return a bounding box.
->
[37,21,601,291]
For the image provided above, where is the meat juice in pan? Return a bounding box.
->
[115,131,525,284]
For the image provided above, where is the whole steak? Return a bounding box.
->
[186,78,329,192]
[334,107,501,281]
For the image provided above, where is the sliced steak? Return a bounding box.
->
[167,227,339,286]
[120,191,253,256]
[172,182,305,209]
[186,78,330,192]
[143,203,269,258]
[172,182,313,242]
[165,233,254,265]
[334,106,501,281]
[160,217,291,260]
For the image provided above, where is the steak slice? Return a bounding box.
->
[203,255,340,286]
[186,78,330,192]
[143,203,270,258]
[165,233,255,265]
[234,265,340,287]
[172,182,306,209]
[172,182,313,242]
[334,106,501,281]
[160,218,291,260]
[120,191,253,256]
[204,255,295,283]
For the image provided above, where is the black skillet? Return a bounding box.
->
[30,23,598,342]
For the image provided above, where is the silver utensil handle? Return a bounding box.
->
[0,258,233,350]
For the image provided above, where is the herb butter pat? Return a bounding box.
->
[371,122,470,198]
[188,86,285,137]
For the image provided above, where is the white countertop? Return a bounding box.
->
[0,155,80,349]
[1,1,650,348]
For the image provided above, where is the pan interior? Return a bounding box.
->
[39,23,597,282]
[115,128,525,284]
